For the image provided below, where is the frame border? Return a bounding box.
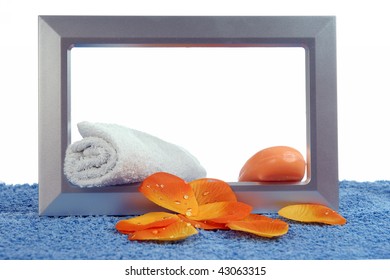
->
[38,16,338,215]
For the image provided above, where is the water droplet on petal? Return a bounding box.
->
[174,201,181,205]
[183,194,189,200]
[202,191,210,196]
[152,230,158,234]
[185,208,193,217]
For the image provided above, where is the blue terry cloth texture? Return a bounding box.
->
[0,181,389,260]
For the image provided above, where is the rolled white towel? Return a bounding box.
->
[64,121,206,187]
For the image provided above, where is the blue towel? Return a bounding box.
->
[0,181,389,260]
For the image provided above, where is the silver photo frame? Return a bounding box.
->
[38,16,338,216]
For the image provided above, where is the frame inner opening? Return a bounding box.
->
[70,46,307,183]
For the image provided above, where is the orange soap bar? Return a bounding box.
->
[238,146,306,182]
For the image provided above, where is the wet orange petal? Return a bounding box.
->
[128,220,198,241]
[190,178,237,205]
[189,201,252,223]
[178,214,228,230]
[139,172,199,216]
[115,212,179,234]
[227,219,289,238]
[278,204,347,225]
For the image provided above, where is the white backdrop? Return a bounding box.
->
[0,0,389,183]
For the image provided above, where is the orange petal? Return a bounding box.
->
[190,178,237,205]
[128,220,198,241]
[115,212,179,234]
[227,219,289,238]
[189,201,252,223]
[178,214,228,230]
[278,204,347,225]
[139,172,199,216]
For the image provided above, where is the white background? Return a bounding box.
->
[1,260,389,279]
[1,0,389,184]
